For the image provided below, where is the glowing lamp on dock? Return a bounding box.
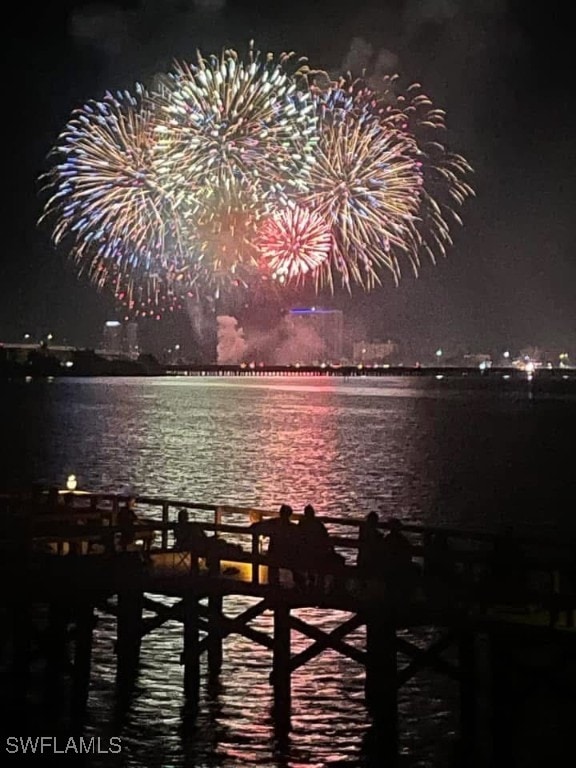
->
[66,474,78,492]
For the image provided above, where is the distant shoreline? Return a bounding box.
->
[1,361,575,387]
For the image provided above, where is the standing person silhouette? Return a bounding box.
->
[380,518,418,600]
[118,497,137,552]
[251,504,299,586]
[357,511,384,580]
[298,504,332,588]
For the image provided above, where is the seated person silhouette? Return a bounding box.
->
[118,496,153,554]
[174,508,208,552]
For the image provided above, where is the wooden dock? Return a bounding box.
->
[1,490,576,763]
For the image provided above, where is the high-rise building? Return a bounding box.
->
[124,322,139,359]
[100,320,140,359]
[286,308,344,364]
[102,321,122,356]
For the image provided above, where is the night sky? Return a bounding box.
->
[4,0,575,359]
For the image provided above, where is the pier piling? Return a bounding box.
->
[272,602,291,732]
[207,595,223,678]
[458,628,478,764]
[116,588,143,687]
[45,599,70,679]
[365,613,398,760]
[182,592,201,703]
[71,601,96,714]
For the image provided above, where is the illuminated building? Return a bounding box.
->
[101,321,122,357]
[286,308,344,364]
[353,340,399,365]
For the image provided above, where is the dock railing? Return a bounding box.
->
[1,490,574,616]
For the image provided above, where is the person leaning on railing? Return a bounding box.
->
[297,504,345,590]
[250,504,301,586]
[357,514,420,599]
[357,512,384,580]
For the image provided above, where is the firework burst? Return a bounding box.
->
[158,43,318,204]
[39,44,473,313]
[255,206,332,284]
[40,86,188,284]
[312,74,474,276]
[304,93,425,290]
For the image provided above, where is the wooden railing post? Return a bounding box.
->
[161,501,169,550]
[251,531,260,585]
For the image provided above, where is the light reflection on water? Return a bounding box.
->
[2,376,575,766]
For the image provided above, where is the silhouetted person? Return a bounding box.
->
[252,504,299,586]
[380,518,419,599]
[117,498,137,552]
[357,512,384,580]
[298,504,333,588]
[174,508,208,552]
[381,518,412,565]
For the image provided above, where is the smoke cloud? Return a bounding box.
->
[215,315,327,365]
[216,316,247,364]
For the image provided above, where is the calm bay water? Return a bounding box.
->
[2,375,576,767]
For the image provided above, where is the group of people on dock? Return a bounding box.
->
[250,503,345,588]
[18,486,576,617]
[24,487,423,596]
[249,504,421,594]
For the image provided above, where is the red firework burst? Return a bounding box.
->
[255,207,332,284]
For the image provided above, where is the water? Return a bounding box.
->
[1,375,576,766]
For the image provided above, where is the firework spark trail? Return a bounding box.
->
[100,261,197,318]
[149,43,322,299]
